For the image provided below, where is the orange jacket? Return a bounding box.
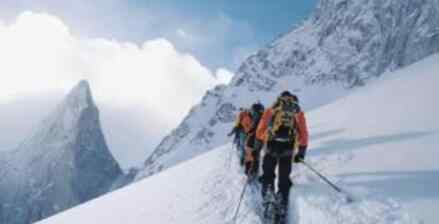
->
[235,111,253,134]
[256,108,309,147]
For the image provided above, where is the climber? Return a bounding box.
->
[228,108,244,148]
[256,91,309,215]
[228,107,252,166]
[243,102,265,177]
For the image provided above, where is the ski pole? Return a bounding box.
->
[300,160,354,202]
[232,177,250,223]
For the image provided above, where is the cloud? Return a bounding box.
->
[0,12,234,128]
[168,13,258,69]
[214,68,234,85]
[1,0,260,71]
[176,29,193,41]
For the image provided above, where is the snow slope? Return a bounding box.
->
[305,52,439,223]
[38,144,415,224]
[39,52,439,224]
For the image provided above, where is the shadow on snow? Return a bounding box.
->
[339,170,439,201]
[309,130,437,156]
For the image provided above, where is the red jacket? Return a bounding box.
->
[256,108,309,147]
[235,111,253,134]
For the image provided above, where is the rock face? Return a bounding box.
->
[135,0,439,180]
[0,81,122,224]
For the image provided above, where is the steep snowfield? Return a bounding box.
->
[37,145,416,224]
[38,145,258,224]
[305,52,439,223]
[39,53,439,223]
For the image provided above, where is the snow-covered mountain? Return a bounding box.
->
[0,81,123,224]
[137,0,439,179]
[38,53,439,223]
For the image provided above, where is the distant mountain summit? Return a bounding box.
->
[136,0,439,179]
[0,80,122,224]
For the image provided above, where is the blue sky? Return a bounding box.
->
[0,0,317,70]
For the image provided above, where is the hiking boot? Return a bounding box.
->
[261,183,274,198]
[276,191,289,208]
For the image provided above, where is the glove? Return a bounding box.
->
[267,130,274,141]
[294,145,307,163]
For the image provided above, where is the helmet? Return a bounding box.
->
[279,91,298,103]
[280,91,293,97]
[251,102,265,113]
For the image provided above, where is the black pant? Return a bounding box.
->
[261,140,293,203]
[245,135,264,176]
[245,150,260,176]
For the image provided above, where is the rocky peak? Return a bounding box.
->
[0,80,122,224]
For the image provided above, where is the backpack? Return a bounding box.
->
[250,103,265,133]
[268,96,300,141]
[240,111,253,133]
